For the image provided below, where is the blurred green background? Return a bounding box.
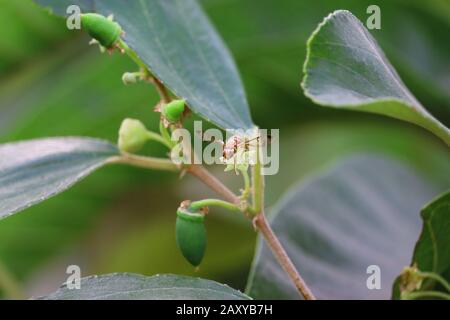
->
[0,0,449,298]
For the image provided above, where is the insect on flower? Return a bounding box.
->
[219,134,263,173]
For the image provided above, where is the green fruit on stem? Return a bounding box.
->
[176,206,206,267]
[162,100,185,123]
[118,118,149,153]
[81,13,122,48]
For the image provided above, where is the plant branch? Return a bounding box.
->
[146,130,172,149]
[187,165,240,205]
[110,152,240,205]
[151,76,171,104]
[250,141,315,300]
[251,143,263,213]
[108,153,178,172]
[253,213,316,300]
[159,121,173,147]
[118,39,171,103]
[240,168,251,200]
[190,199,241,213]
[118,39,148,71]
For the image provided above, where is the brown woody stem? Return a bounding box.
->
[151,76,171,104]
[253,213,316,300]
[187,165,240,205]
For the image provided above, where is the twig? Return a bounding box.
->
[111,152,239,205]
[190,199,241,213]
[250,143,315,300]
[239,168,251,200]
[251,146,263,213]
[187,165,240,205]
[253,213,316,300]
[146,130,172,149]
[118,39,148,71]
[118,39,171,104]
[108,153,178,172]
[151,76,171,104]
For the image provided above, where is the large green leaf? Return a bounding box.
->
[0,137,118,219]
[246,154,442,299]
[35,0,254,130]
[302,10,450,145]
[39,273,251,300]
[0,38,170,281]
[205,0,450,127]
[392,190,450,299]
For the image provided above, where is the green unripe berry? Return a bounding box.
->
[176,206,206,267]
[81,13,122,48]
[118,118,150,153]
[162,100,185,123]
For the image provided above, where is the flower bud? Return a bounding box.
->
[162,99,185,123]
[81,13,122,48]
[118,118,149,153]
[122,72,138,85]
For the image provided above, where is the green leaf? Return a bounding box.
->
[414,191,450,278]
[246,154,442,299]
[0,38,168,281]
[392,190,450,299]
[302,10,450,145]
[39,273,251,300]
[204,0,450,126]
[0,137,118,219]
[35,0,254,130]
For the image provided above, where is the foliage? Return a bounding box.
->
[0,0,447,300]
